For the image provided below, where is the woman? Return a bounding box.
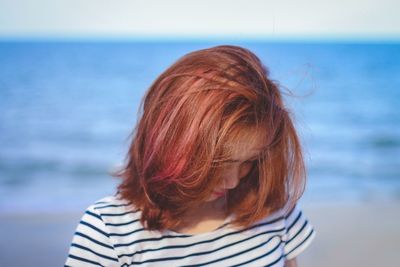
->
[65,45,315,266]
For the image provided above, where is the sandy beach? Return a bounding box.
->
[298,202,399,267]
[0,201,399,267]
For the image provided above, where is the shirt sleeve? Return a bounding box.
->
[64,204,120,267]
[282,204,316,260]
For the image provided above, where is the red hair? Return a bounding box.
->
[115,45,306,231]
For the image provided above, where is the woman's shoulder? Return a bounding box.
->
[254,206,288,226]
[248,204,308,235]
[90,193,134,209]
[278,203,316,260]
[82,193,141,225]
[65,194,141,266]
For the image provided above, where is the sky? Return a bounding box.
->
[0,0,399,41]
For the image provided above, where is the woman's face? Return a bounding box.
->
[206,138,265,202]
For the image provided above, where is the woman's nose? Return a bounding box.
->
[223,177,239,189]
[222,168,241,189]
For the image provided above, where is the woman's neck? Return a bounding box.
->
[171,197,229,234]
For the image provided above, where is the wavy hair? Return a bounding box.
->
[115,45,306,231]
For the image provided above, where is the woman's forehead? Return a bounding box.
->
[233,127,266,147]
[224,131,267,159]
[231,143,266,160]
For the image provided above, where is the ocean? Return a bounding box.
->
[0,40,399,213]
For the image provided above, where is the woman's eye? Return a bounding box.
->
[241,160,255,172]
[241,160,256,168]
[238,161,256,178]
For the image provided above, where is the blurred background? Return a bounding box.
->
[0,0,399,266]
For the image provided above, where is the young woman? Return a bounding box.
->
[65,45,315,266]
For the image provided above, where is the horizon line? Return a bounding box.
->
[0,33,399,44]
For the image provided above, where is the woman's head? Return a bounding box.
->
[116,45,306,230]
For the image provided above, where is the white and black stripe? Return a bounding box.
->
[65,195,315,266]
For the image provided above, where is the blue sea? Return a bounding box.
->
[0,41,399,213]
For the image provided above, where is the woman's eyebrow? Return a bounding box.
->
[225,154,259,163]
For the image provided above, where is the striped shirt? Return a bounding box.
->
[65,194,315,266]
